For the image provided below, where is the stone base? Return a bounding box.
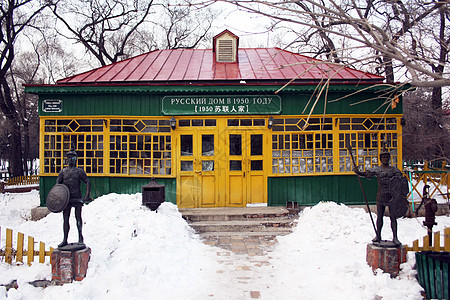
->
[366,243,407,277]
[51,247,91,284]
[31,206,50,221]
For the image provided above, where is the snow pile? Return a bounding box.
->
[0,191,40,226]
[1,193,219,299]
[2,192,450,299]
[265,202,441,300]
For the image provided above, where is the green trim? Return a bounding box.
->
[26,83,409,94]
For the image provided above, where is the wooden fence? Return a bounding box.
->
[0,227,53,265]
[5,175,39,186]
[406,227,450,252]
[403,161,449,207]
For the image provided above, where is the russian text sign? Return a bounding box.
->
[162,95,281,115]
[42,99,63,113]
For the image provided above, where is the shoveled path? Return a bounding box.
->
[181,207,298,299]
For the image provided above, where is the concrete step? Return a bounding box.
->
[181,207,298,238]
[189,219,295,233]
[198,231,293,237]
[180,207,292,222]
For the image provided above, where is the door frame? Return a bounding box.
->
[176,128,220,208]
[225,128,268,207]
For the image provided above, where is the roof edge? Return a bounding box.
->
[25,82,409,94]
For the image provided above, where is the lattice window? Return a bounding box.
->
[338,117,397,131]
[272,133,333,174]
[43,133,104,174]
[42,118,172,176]
[43,134,63,174]
[44,119,104,133]
[178,119,217,127]
[227,119,265,127]
[109,134,172,176]
[272,117,332,132]
[339,132,398,172]
[110,119,171,133]
[110,135,128,174]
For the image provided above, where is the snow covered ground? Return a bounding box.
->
[1,189,450,300]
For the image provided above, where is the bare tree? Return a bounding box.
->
[49,0,155,66]
[150,1,218,50]
[0,0,48,177]
[200,0,450,91]
[403,88,450,162]
[49,0,219,67]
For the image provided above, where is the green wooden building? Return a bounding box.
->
[25,30,404,208]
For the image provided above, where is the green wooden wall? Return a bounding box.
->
[268,175,378,206]
[36,88,402,117]
[40,176,176,207]
[41,175,376,207]
[34,84,399,207]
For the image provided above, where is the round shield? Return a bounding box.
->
[389,176,410,218]
[46,184,70,213]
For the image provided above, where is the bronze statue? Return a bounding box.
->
[416,185,438,246]
[354,143,409,246]
[55,146,91,248]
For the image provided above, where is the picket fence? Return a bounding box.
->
[5,175,39,186]
[0,227,53,265]
[406,227,450,253]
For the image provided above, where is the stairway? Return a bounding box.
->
[180,207,298,237]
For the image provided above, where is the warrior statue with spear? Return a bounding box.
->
[349,140,409,246]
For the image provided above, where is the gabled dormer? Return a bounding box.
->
[213,29,239,63]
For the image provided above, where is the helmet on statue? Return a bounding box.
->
[380,140,390,157]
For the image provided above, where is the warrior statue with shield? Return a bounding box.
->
[353,142,409,246]
[46,145,91,249]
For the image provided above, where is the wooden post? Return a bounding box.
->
[27,236,34,265]
[433,232,441,251]
[423,235,430,251]
[17,232,24,263]
[413,240,419,251]
[5,228,12,264]
[39,242,46,263]
[445,228,450,252]
[48,247,54,265]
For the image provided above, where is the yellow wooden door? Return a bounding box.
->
[245,131,266,205]
[226,130,267,206]
[177,130,219,208]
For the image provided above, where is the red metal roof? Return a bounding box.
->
[57,48,384,85]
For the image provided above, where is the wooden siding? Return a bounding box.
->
[280,92,402,115]
[38,90,402,117]
[39,177,176,206]
[268,175,378,206]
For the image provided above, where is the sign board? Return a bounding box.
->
[162,95,281,115]
[42,99,63,113]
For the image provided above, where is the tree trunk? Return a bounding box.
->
[431,87,442,110]
[383,56,395,83]
[8,121,24,177]
[0,78,24,177]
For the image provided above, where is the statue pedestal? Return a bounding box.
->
[366,242,407,277]
[51,246,91,284]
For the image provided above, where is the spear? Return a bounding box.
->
[346,138,377,235]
